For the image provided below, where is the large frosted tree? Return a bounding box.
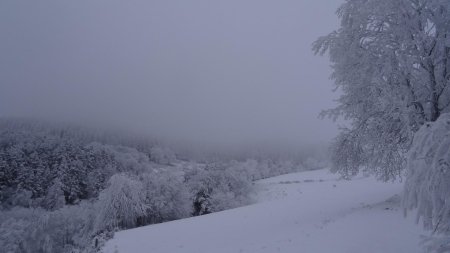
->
[314,0,450,180]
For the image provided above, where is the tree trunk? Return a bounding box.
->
[429,62,440,122]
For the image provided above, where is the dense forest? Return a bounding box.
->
[0,118,327,253]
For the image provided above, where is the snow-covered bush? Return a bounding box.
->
[40,180,66,211]
[0,208,44,253]
[91,143,151,173]
[403,113,450,234]
[0,203,97,253]
[29,203,96,253]
[2,189,34,208]
[227,159,259,181]
[94,174,146,232]
[140,172,190,224]
[94,174,147,233]
[186,166,252,215]
[0,217,30,253]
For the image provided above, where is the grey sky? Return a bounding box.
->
[0,0,342,147]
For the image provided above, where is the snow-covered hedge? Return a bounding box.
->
[403,113,450,235]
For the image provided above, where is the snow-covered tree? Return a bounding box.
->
[186,165,252,215]
[404,113,450,234]
[0,117,323,252]
[94,174,146,233]
[41,180,66,211]
[140,172,190,224]
[314,0,450,180]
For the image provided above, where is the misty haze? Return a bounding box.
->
[1,0,339,147]
[1,0,449,253]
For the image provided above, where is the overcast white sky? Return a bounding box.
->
[0,0,343,147]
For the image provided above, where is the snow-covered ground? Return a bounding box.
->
[102,169,425,253]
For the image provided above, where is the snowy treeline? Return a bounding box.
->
[0,118,323,253]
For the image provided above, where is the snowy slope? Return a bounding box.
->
[102,169,425,253]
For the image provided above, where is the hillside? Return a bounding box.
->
[102,169,425,253]
[0,118,323,253]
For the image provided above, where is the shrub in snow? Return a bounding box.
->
[40,180,66,211]
[3,189,34,208]
[29,204,95,253]
[139,172,190,224]
[94,174,147,233]
[227,159,259,181]
[0,208,42,253]
[92,143,151,173]
[0,218,29,253]
[0,204,96,253]
[186,166,252,216]
[403,113,450,234]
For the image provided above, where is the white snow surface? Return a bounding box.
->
[102,169,425,253]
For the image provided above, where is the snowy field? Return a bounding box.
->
[102,169,425,253]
